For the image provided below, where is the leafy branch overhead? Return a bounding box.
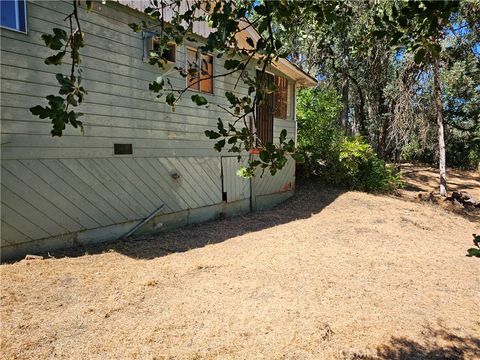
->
[30,1,89,136]
[30,0,470,180]
[30,0,310,177]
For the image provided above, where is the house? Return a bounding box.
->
[0,0,316,261]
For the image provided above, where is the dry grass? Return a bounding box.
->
[398,164,480,222]
[1,168,479,359]
[400,163,480,199]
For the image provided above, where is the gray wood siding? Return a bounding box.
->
[0,157,222,248]
[1,1,250,160]
[221,157,250,203]
[251,157,296,197]
[0,1,297,257]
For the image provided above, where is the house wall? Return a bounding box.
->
[0,1,297,261]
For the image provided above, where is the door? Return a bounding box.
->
[221,156,250,203]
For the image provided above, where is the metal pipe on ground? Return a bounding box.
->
[121,204,165,240]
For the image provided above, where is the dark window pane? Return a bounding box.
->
[17,0,26,31]
[114,144,133,155]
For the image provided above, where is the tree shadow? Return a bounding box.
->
[44,181,344,260]
[402,183,424,192]
[350,325,480,360]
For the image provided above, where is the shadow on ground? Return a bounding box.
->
[398,164,480,223]
[350,325,480,360]
[44,182,343,260]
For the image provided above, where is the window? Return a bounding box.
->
[274,75,288,119]
[255,70,274,144]
[1,0,27,33]
[145,36,176,63]
[186,48,213,94]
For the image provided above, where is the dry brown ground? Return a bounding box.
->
[400,163,480,199]
[1,170,479,359]
[398,164,480,224]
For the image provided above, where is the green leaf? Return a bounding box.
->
[205,130,221,139]
[191,94,208,106]
[45,51,66,65]
[53,28,68,41]
[217,118,228,136]
[414,47,426,64]
[228,146,240,153]
[259,150,270,163]
[473,234,480,246]
[149,79,164,92]
[166,93,176,106]
[214,139,226,152]
[30,105,50,119]
[292,153,305,163]
[466,248,480,257]
[279,129,287,143]
[225,91,237,105]
[224,59,240,70]
[128,23,141,32]
[41,33,63,50]
[237,166,255,178]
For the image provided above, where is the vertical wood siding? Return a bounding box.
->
[221,157,250,203]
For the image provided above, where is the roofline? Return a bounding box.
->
[239,20,317,87]
[115,1,317,87]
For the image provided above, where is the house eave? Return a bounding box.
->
[116,1,317,88]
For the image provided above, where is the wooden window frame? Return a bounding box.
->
[144,35,176,64]
[185,46,214,94]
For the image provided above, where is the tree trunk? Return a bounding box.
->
[340,39,349,130]
[433,56,447,197]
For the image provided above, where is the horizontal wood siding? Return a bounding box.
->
[0,1,249,160]
[0,1,297,256]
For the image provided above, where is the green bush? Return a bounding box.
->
[333,137,402,193]
[296,86,343,179]
[296,87,402,193]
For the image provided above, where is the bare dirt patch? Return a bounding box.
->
[399,164,480,220]
[1,183,479,359]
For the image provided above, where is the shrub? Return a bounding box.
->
[296,87,402,193]
[333,137,402,193]
[296,86,343,179]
